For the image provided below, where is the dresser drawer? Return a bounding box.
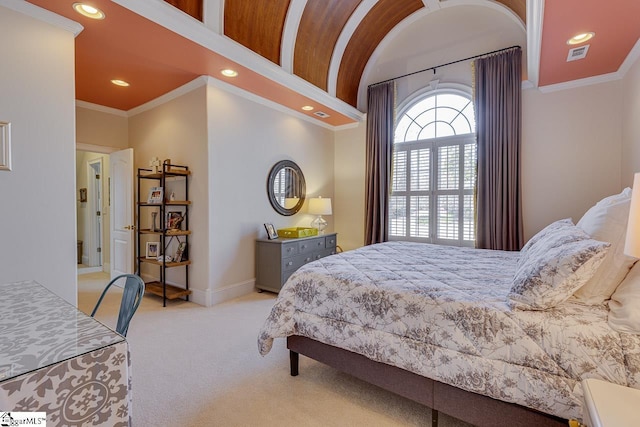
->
[282,242,299,258]
[299,237,325,254]
[282,255,304,272]
[325,235,337,249]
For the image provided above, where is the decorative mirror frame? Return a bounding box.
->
[267,160,306,216]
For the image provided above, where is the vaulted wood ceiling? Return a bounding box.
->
[20,0,640,126]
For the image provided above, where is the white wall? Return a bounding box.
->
[334,122,366,251]
[0,6,78,303]
[128,85,210,303]
[521,83,623,240]
[621,54,640,187]
[206,81,335,305]
[76,107,128,149]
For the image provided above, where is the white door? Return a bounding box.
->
[110,148,135,278]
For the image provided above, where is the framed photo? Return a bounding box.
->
[166,211,184,230]
[0,122,11,171]
[264,223,278,240]
[146,241,160,259]
[147,186,163,204]
[174,241,187,262]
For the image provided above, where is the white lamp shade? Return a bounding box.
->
[308,197,332,215]
[625,173,640,257]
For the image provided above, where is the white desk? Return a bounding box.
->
[582,378,640,427]
[0,280,131,426]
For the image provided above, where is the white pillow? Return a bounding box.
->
[509,227,610,311]
[575,188,636,304]
[519,218,576,260]
[609,260,640,333]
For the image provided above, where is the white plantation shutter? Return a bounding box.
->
[390,92,476,246]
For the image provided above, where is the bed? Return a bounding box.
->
[258,193,640,426]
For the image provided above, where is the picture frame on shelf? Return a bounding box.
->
[166,211,184,230]
[147,186,163,204]
[174,241,187,262]
[264,223,278,240]
[146,241,160,259]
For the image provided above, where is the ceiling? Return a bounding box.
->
[21,0,640,127]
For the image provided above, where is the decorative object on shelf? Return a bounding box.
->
[151,211,158,231]
[157,254,173,262]
[277,227,318,238]
[174,242,187,262]
[79,188,87,202]
[166,211,185,230]
[149,156,161,173]
[147,186,163,204]
[146,242,159,259]
[264,223,278,240]
[169,191,175,202]
[309,196,332,234]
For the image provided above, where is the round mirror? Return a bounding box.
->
[267,160,306,216]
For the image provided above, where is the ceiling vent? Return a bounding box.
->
[313,111,330,119]
[567,45,590,62]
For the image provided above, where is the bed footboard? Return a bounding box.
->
[287,335,567,427]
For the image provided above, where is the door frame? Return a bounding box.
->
[86,157,103,267]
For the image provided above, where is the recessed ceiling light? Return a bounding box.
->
[111,79,130,87]
[221,69,238,77]
[301,106,314,111]
[567,32,595,45]
[72,3,105,20]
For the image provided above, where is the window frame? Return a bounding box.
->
[389,87,476,247]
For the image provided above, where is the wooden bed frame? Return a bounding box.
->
[287,335,568,427]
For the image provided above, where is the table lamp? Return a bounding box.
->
[309,196,332,234]
[625,173,640,257]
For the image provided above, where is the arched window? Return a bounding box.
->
[390,91,476,246]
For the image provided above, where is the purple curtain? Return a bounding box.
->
[474,48,523,251]
[365,82,395,245]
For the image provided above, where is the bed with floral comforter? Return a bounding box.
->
[258,241,640,421]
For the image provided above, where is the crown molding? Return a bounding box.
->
[0,0,83,35]
[76,100,128,117]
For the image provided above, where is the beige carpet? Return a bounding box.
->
[78,272,472,426]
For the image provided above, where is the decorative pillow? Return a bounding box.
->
[609,261,640,333]
[575,188,636,304]
[519,218,576,260]
[509,233,610,310]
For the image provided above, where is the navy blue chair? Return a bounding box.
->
[91,274,145,337]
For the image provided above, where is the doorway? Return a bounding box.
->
[76,150,111,275]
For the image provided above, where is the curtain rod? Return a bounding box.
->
[368,45,521,88]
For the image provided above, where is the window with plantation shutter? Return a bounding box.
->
[390,91,476,246]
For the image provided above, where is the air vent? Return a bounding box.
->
[313,111,330,119]
[567,45,590,62]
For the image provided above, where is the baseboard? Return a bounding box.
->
[77,266,103,275]
[138,274,255,307]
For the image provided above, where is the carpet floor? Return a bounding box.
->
[78,272,472,426]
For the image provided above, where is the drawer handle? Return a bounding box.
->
[316,254,321,259]
[287,261,293,266]
[305,257,311,262]
[301,244,307,249]
[287,247,292,252]
[317,242,322,246]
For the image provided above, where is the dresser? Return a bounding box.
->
[256,233,337,293]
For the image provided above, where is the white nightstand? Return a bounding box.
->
[582,378,640,426]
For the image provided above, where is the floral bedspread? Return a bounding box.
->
[258,241,640,420]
